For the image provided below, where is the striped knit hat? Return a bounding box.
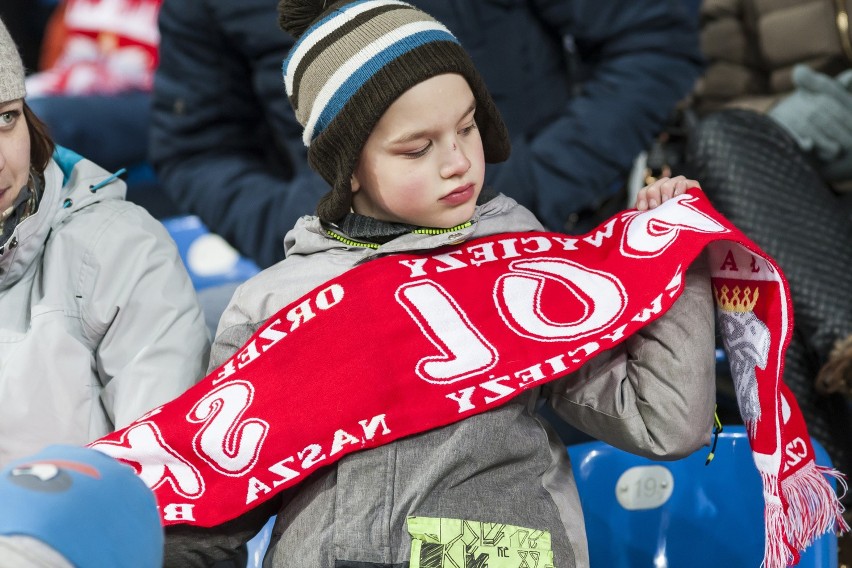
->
[280,0,510,222]
[0,16,26,104]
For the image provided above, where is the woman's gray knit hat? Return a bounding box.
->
[279,0,511,223]
[0,17,26,104]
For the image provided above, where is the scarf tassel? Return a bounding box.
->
[763,498,791,568]
[764,463,850,567]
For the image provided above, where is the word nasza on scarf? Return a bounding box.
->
[90,191,847,568]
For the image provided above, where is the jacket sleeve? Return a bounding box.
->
[80,202,210,430]
[546,253,716,459]
[206,290,264,373]
[487,0,704,232]
[149,0,327,269]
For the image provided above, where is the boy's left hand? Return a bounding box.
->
[634,175,700,211]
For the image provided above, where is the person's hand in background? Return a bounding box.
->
[768,65,852,181]
[634,176,700,211]
[817,69,852,182]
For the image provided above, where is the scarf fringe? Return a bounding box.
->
[763,463,850,567]
[763,497,791,568]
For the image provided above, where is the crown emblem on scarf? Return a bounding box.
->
[714,284,759,312]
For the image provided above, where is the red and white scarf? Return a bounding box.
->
[91,191,847,567]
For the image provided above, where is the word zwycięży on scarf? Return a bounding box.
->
[91,190,848,568]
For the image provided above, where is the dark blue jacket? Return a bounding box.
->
[150,0,702,268]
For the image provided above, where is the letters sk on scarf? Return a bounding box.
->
[91,191,847,568]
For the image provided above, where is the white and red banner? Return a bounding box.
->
[90,191,847,567]
[26,0,162,97]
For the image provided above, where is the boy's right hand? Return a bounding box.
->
[634,175,700,211]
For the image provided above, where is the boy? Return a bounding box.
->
[164,1,715,566]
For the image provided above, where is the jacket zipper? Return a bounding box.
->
[325,221,473,250]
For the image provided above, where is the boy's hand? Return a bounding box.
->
[634,176,700,211]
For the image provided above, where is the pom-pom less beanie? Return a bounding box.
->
[280,0,511,222]
[0,16,25,104]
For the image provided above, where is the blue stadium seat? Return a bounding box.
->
[161,215,260,291]
[246,515,275,568]
[567,425,839,567]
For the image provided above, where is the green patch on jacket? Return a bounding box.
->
[407,516,554,568]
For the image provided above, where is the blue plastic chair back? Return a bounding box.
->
[246,515,275,568]
[161,215,260,291]
[567,425,838,567]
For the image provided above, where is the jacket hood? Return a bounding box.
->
[0,147,128,291]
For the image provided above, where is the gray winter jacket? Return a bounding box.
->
[165,194,715,568]
[0,148,210,467]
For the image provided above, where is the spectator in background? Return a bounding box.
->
[683,0,852,505]
[0,16,209,467]
[0,445,163,568]
[25,0,178,218]
[150,0,703,271]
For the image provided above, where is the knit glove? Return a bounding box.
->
[821,144,852,182]
[819,69,852,182]
[768,65,852,174]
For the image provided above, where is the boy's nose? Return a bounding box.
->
[441,142,471,178]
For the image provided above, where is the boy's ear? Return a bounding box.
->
[350,174,361,193]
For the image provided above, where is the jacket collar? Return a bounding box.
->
[0,150,127,291]
[282,193,542,261]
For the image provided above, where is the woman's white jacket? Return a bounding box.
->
[0,148,209,466]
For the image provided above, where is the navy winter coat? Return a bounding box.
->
[150,0,702,268]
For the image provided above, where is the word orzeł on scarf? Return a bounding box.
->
[90,191,848,568]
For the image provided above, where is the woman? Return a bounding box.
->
[0,16,209,466]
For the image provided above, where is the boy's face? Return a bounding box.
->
[351,73,485,228]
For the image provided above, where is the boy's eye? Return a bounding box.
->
[403,142,431,159]
[460,122,478,136]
